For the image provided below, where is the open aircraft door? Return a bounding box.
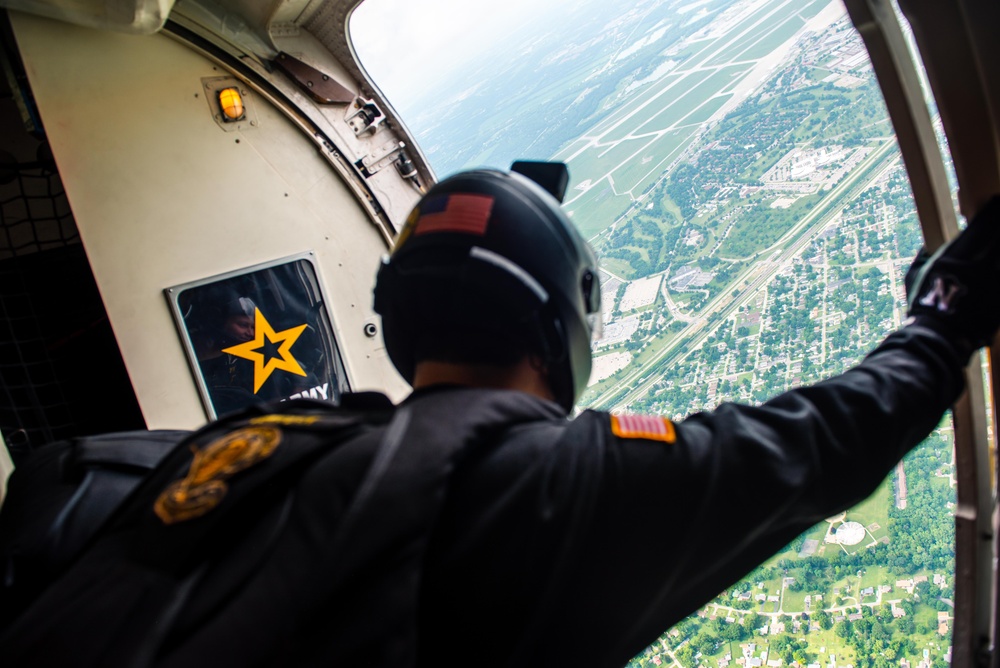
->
[3,0,1000,665]
[844,1,1000,666]
[0,0,430,474]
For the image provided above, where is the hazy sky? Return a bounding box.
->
[350,0,560,102]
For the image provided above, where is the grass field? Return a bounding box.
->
[846,480,892,532]
[584,72,689,139]
[782,588,808,613]
[587,136,660,181]
[631,136,700,196]
[608,70,716,142]
[735,13,810,62]
[684,93,733,126]
[612,130,693,194]
[585,67,705,142]
[702,1,798,67]
[600,256,634,278]
[859,565,891,592]
[557,0,841,242]
[712,5,813,67]
[635,66,744,135]
[566,181,632,238]
[564,66,725,191]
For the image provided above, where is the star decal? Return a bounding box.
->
[222,308,308,393]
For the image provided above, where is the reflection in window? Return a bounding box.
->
[352,0,955,665]
[169,257,349,418]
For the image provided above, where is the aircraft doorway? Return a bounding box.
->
[0,27,144,454]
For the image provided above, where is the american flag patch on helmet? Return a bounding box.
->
[414,193,494,236]
[610,414,676,443]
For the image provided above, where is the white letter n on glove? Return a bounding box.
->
[918,276,962,313]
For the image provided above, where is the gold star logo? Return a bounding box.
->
[222,308,308,393]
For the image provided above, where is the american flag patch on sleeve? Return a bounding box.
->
[610,414,677,443]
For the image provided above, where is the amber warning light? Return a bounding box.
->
[219,88,244,121]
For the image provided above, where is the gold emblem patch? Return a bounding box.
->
[154,426,282,525]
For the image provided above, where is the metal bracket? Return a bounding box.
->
[356,140,405,176]
[273,52,354,104]
[346,97,385,135]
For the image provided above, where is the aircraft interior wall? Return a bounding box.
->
[0,21,144,465]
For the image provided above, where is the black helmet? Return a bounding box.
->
[373,162,601,411]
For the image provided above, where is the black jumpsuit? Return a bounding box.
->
[0,323,967,668]
[415,323,965,666]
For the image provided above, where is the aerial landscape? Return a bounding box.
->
[362,1,958,666]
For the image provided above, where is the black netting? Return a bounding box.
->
[0,158,145,453]
[0,163,80,450]
[0,162,79,259]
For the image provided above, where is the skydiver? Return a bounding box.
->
[1,163,997,668]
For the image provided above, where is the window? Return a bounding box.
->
[167,254,349,418]
[352,1,958,665]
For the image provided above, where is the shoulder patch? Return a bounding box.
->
[610,414,676,444]
[154,426,282,525]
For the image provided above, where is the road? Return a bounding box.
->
[590,138,899,411]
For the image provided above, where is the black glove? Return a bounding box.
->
[903,247,929,296]
[905,195,1000,354]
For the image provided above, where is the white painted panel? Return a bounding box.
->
[11,11,408,429]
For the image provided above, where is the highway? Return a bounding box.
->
[589,138,900,411]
